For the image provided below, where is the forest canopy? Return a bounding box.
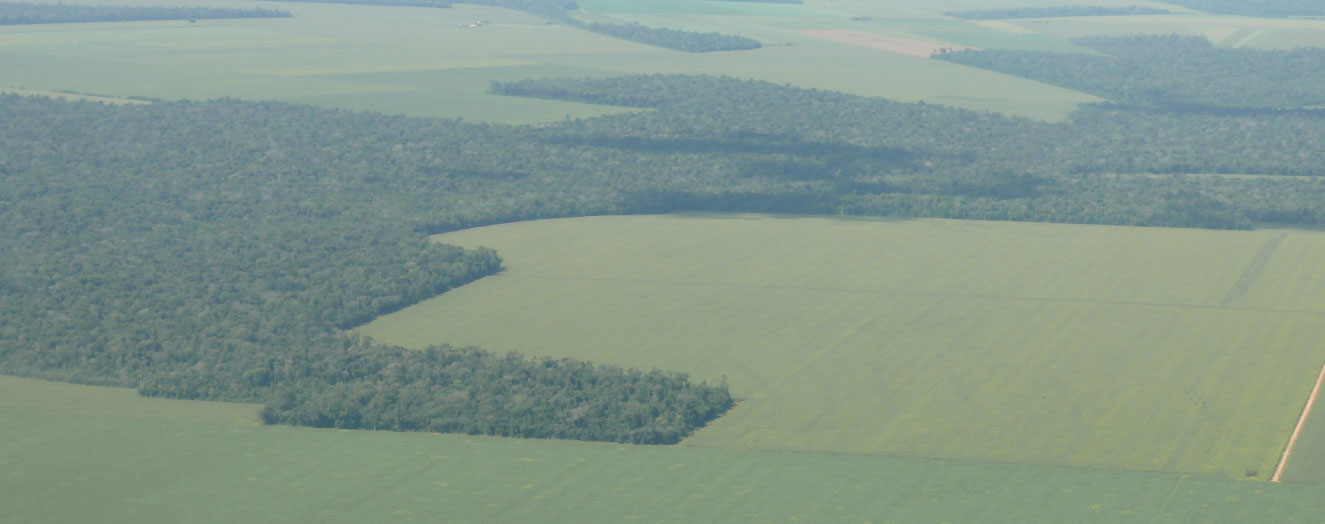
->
[1160,0,1325,17]
[934,35,1325,111]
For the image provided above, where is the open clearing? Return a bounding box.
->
[359,214,1325,479]
[6,374,1325,524]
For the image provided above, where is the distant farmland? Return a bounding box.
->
[0,0,1102,121]
[359,214,1325,479]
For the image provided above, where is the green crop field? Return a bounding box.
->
[6,374,1325,524]
[358,214,1325,479]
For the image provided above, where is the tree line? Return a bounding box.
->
[263,0,453,8]
[1161,0,1325,17]
[0,2,291,24]
[579,21,761,52]
[944,5,1170,19]
[934,35,1325,111]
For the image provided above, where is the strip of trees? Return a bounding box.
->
[580,21,761,52]
[944,6,1170,19]
[0,2,290,25]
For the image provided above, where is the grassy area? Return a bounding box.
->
[358,214,1325,479]
[6,374,1325,523]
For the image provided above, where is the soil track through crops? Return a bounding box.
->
[1273,361,1325,482]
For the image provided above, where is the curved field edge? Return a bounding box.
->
[2,374,1323,524]
[357,214,1325,478]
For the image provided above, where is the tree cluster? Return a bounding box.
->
[934,35,1325,111]
[944,5,1170,19]
[0,2,291,24]
[246,346,732,443]
[1161,0,1325,17]
[260,0,453,8]
[580,21,761,52]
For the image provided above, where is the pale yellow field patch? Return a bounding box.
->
[975,20,1037,34]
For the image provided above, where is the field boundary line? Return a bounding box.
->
[1272,361,1325,482]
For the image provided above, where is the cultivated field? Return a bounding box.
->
[359,214,1325,479]
[6,374,1325,524]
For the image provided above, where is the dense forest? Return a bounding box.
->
[5,38,1325,441]
[0,2,290,24]
[580,21,761,52]
[934,35,1325,110]
[0,95,732,444]
[1161,0,1325,16]
[944,6,1170,19]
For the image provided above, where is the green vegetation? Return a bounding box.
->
[359,214,1325,478]
[581,22,761,52]
[267,0,454,8]
[945,6,1171,19]
[935,34,1325,110]
[0,94,731,443]
[5,55,1325,440]
[4,65,1325,432]
[0,2,291,25]
[1162,0,1325,17]
[7,375,1325,524]
[493,74,1325,225]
